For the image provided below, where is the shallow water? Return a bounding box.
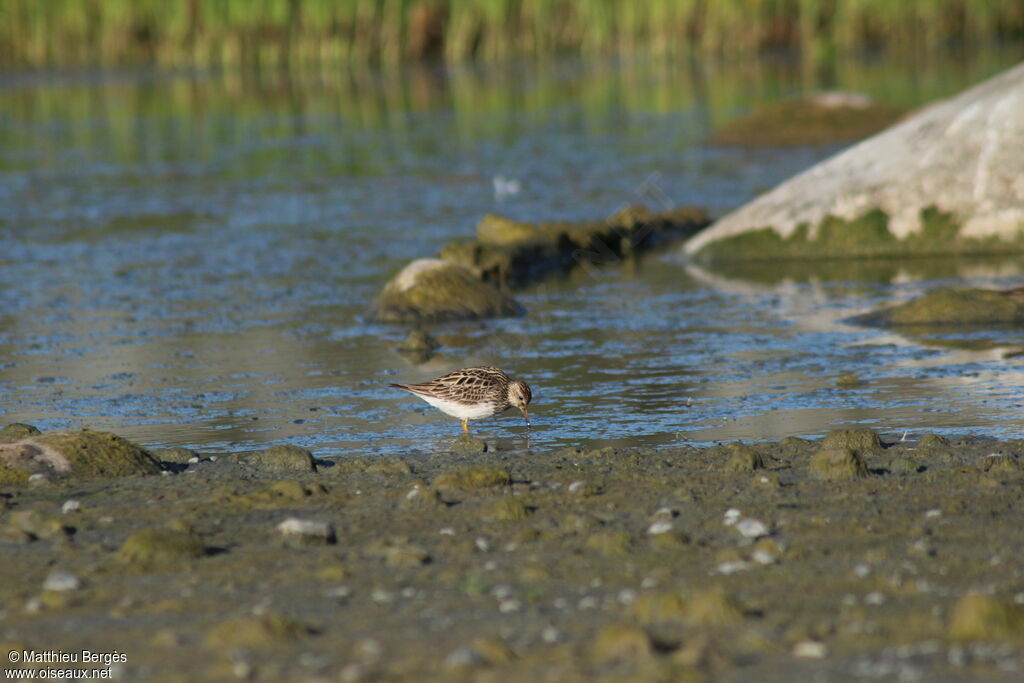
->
[3,52,1024,457]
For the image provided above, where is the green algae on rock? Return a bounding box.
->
[710,93,904,147]
[445,205,709,290]
[372,258,523,324]
[846,287,1024,327]
[0,429,162,485]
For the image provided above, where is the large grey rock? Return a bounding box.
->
[686,62,1024,261]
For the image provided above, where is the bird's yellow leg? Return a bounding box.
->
[461,419,469,434]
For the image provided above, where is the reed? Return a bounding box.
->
[0,0,1021,68]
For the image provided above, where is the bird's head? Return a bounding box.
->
[507,380,532,426]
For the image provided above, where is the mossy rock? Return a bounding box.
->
[118,525,206,568]
[948,594,1024,641]
[710,93,904,147]
[432,465,510,491]
[481,496,530,522]
[687,586,744,626]
[372,258,523,323]
[848,287,1024,327]
[821,429,882,454]
[476,213,546,246]
[0,429,161,485]
[247,444,317,472]
[0,423,41,441]
[722,443,765,473]
[810,447,869,480]
[629,591,689,624]
[590,624,653,664]
[449,434,488,454]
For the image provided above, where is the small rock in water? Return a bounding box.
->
[277,518,337,546]
[61,499,81,514]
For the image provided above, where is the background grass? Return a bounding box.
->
[1,0,1022,68]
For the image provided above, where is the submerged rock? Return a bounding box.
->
[710,92,903,147]
[688,62,1024,261]
[371,258,523,324]
[395,329,440,362]
[0,429,161,485]
[847,287,1024,327]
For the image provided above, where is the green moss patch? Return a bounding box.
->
[696,206,1024,263]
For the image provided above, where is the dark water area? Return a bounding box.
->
[3,51,1024,458]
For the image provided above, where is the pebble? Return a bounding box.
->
[43,571,82,592]
[716,560,753,575]
[277,518,336,546]
[61,500,81,514]
[723,508,741,526]
[793,640,829,659]
[647,519,674,535]
[734,518,769,539]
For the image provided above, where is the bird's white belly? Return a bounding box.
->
[420,395,500,420]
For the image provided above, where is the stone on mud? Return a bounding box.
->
[821,429,881,454]
[481,497,530,522]
[0,429,161,485]
[810,447,869,480]
[277,517,337,546]
[629,591,688,624]
[432,465,510,491]
[118,524,206,568]
[590,624,653,664]
[687,587,744,626]
[723,443,765,472]
[848,287,1024,327]
[372,258,523,323]
[204,614,310,649]
[248,444,317,472]
[948,594,1024,641]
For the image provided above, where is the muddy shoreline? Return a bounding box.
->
[3,429,1024,681]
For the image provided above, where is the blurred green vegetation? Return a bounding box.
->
[1,0,1022,68]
